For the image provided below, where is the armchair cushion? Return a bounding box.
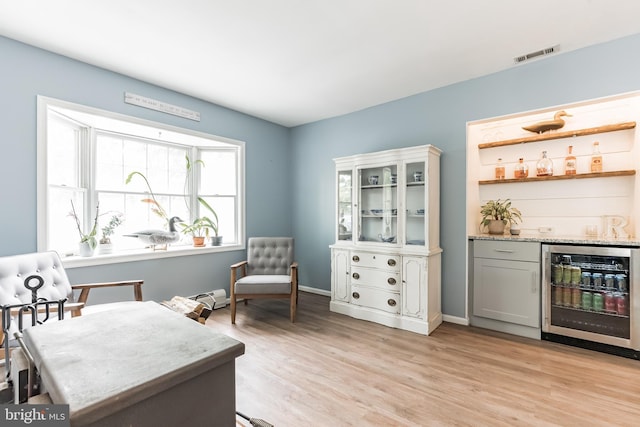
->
[234,275,292,294]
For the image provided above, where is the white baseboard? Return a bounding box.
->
[442,314,469,326]
[299,285,331,297]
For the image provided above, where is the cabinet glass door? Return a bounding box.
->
[337,170,353,241]
[359,165,397,243]
[405,161,426,246]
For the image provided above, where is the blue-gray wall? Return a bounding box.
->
[3,32,640,318]
[0,35,292,303]
[291,34,640,319]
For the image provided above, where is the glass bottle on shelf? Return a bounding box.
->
[514,158,528,179]
[591,141,603,172]
[564,145,577,175]
[495,158,505,180]
[536,150,553,176]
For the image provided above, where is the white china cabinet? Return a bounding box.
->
[330,145,442,335]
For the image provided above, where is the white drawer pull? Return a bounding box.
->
[352,272,360,280]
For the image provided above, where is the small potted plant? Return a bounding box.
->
[198,198,221,246]
[99,213,124,254]
[180,217,212,247]
[480,199,522,235]
[70,200,99,257]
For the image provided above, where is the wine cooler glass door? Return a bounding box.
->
[543,244,640,350]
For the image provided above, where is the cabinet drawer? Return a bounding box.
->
[351,267,400,291]
[351,251,400,270]
[350,285,400,314]
[474,240,540,262]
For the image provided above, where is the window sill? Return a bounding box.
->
[61,243,244,269]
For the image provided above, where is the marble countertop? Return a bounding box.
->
[469,233,640,247]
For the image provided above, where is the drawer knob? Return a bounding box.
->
[387,299,397,307]
[352,292,360,299]
[387,259,396,267]
[352,272,360,280]
[387,277,396,285]
[352,255,360,262]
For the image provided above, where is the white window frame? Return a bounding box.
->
[37,96,245,268]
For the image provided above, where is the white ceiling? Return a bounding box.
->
[2,1,640,127]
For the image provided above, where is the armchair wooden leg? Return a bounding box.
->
[290,294,296,323]
[231,298,236,324]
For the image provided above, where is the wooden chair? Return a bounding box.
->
[230,237,298,323]
[0,251,143,365]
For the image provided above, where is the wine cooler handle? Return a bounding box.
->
[531,271,537,293]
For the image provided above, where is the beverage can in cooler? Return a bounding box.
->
[554,286,563,306]
[615,274,628,292]
[553,264,563,284]
[572,288,582,308]
[563,287,572,307]
[562,265,573,284]
[604,292,616,313]
[592,273,603,290]
[593,292,604,312]
[581,291,593,311]
[570,266,582,285]
[581,272,592,289]
[604,274,615,290]
[616,293,628,316]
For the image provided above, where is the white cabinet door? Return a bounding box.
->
[402,256,426,318]
[473,257,540,327]
[331,249,350,302]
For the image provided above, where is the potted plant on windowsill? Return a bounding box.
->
[180,217,212,247]
[198,197,221,246]
[480,199,522,235]
[99,213,124,254]
[70,200,99,257]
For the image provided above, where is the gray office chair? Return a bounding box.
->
[230,237,298,323]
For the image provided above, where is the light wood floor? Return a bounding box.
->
[207,292,640,427]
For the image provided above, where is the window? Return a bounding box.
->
[37,96,245,264]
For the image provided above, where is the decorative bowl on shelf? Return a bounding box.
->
[368,176,379,185]
[416,209,425,215]
[378,234,396,243]
[370,209,383,215]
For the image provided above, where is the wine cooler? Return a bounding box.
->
[542,244,640,358]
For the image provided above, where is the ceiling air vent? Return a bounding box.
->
[513,45,559,64]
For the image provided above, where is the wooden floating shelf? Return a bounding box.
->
[478,122,636,149]
[479,170,636,185]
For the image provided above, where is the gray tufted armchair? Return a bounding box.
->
[230,237,298,323]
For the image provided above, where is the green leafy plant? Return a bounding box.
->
[125,171,169,225]
[70,200,100,250]
[100,213,124,244]
[198,197,219,237]
[480,199,522,227]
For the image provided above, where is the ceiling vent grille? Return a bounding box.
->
[513,45,559,64]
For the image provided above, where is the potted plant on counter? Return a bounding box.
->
[480,199,522,235]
